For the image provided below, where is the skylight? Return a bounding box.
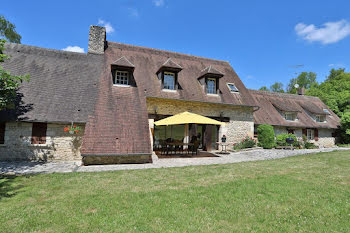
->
[323,109,330,114]
[227,83,239,93]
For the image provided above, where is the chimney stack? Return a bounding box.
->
[298,87,305,95]
[88,25,106,54]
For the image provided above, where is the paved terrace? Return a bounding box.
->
[1,147,349,175]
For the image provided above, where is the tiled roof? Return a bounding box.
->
[249,89,340,129]
[0,43,104,123]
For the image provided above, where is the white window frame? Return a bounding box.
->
[163,72,175,90]
[315,115,326,123]
[206,78,217,94]
[226,83,239,93]
[307,129,314,140]
[114,70,129,86]
[285,112,296,121]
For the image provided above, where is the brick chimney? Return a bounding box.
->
[88,25,106,54]
[298,87,305,95]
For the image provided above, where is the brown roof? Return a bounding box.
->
[106,42,257,107]
[0,43,104,123]
[249,89,340,129]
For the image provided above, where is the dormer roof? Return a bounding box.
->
[157,58,182,73]
[198,65,224,79]
[111,56,135,69]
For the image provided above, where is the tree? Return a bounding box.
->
[0,15,21,43]
[270,82,284,93]
[307,68,350,116]
[257,124,276,149]
[340,112,350,143]
[287,72,318,94]
[259,86,269,91]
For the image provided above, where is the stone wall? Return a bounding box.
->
[0,122,85,161]
[273,126,335,148]
[146,98,255,144]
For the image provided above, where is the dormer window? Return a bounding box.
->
[114,70,129,85]
[227,83,239,93]
[316,115,326,122]
[163,72,175,90]
[284,112,297,121]
[111,56,135,87]
[206,78,217,94]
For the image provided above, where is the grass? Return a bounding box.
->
[1,150,350,232]
[337,144,350,148]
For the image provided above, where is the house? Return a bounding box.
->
[249,89,340,147]
[0,25,340,164]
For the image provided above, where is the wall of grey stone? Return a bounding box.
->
[146,98,255,144]
[273,126,335,147]
[0,122,85,161]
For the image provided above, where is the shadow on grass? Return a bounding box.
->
[0,175,24,201]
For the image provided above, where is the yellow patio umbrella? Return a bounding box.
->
[154,111,225,126]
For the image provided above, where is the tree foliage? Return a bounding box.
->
[307,69,350,116]
[259,86,269,91]
[0,15,21,43]
[257,124,275,149]
[0,39,29,110]
[287,72,318,94]
[270,82,284,93]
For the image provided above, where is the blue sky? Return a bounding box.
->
[1,0,350,90]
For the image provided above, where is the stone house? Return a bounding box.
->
[0,25,340,164]
[249,89,340,147]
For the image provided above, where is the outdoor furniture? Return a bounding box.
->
[164,142,194,155]
[216,142,230,154]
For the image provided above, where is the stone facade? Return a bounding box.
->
[0,122,85,161]
[146,97,255,145]
[272,126,335,148]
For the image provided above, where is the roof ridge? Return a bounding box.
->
[107,41,230,64]
[248,89,320,99]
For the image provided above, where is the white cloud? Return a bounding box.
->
[98,19,115,34]
[153,0,165,7]
[328,63,344,67]
[62,46,85,53]
[128,7,139,18]
[295,19,350,44]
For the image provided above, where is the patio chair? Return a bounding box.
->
[190,140,200,155]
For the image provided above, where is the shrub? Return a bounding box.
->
[340,112,350,143]
[304,142,319,149]
[276,133,298,147]
[233,136,256,150]
[257,124,275,149]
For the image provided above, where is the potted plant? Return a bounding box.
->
[64,123,81,135]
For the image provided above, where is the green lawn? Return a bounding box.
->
[1,150,350,233]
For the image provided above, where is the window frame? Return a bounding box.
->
[226,83,239,93]
[315,115,326,123]
[31,123,47,145]
[162,71,176,90]
[307,129,314,140]
[206,77,217,94]
[114,70,130,86]
[284,112,296,121]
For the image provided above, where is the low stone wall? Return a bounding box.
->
[82,154,152,165]
[0,122,85,161]
[146,97,255,144]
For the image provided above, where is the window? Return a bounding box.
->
[114,70,129,85]
[207,78,216,94]
[285,112,296,121]
[227,83,239,93]
[287,129,295,134]
[0,123,5,144]
[316,115,326,122]
[163,72,175,90]
[307,129,314,140]
[323,109,330,114]
[31,123,47,144]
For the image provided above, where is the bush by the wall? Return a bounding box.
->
[233,136,256,150]
[276,133,298,147]
[257,124,275,149]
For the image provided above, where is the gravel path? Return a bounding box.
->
[1,147,349,175]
